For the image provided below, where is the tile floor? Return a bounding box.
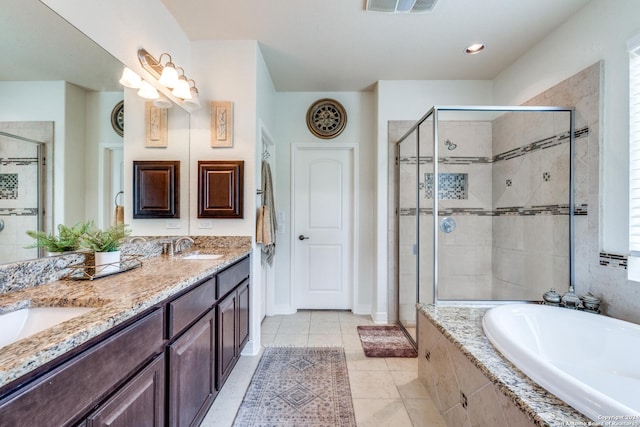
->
[200,310,447,427]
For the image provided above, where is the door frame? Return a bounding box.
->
[290,142,359,312]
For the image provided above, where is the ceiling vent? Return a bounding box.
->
[366,0,439,14]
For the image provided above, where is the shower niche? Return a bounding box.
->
[393,106,576,343]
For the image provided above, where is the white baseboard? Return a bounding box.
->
[352,304,372,316]
[266,304,296,316]
[371,311,388,324]
[241,338,261,356]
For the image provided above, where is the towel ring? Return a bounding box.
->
[114,191,124,207]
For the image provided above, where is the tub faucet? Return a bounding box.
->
[561,285,581,309]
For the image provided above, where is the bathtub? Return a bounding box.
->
[482,303,640,422]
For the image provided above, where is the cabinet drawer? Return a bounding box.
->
[86,353,165,427]
[217,256,250,298]
[168,278,215,338]
[0,308,164,427]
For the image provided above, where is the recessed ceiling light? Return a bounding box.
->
[465,43,485,54]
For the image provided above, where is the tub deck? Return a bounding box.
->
[417,304,593,427]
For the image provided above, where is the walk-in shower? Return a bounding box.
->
[0,130,46,263]
[395,106,575,343]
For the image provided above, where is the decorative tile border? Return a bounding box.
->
[599,252,627,269]
[0,208,38,216]
[0,157,39,166]
[399,126,588,165]
[399,204,588,217]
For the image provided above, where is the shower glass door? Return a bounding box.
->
[397,126,418,342]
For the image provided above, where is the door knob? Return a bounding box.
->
[298,235,309,241]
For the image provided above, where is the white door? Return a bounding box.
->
[293,145,354,309]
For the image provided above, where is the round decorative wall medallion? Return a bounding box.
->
[111,100,124,137]
[306,98,347,139]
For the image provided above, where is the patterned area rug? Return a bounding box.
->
[357,325,418,358]
[232,347,356,426]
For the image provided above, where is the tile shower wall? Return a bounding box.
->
[0,134,40,263]
[490,112,575,300]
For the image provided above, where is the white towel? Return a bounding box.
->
[257,160,277,264]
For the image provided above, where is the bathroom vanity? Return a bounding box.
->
[0,242,250,427]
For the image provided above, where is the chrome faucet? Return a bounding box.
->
[542,286,602,313]
[174,237,195,254]
[561,285,581,309]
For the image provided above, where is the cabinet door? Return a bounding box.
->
[86,354,165,427]
[217,291,237,389]
[168,310,216,427]
[237,279,250,351]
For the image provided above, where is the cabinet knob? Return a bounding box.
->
[298,235,309,241]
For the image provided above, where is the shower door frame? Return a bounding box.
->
[395,105,575,339]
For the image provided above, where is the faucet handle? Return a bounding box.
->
[163,241,175,256]
[581,292,601,312]
[542,288,561,305]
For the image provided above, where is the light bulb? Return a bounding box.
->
[153,96,173,109]
[118,67,141,89]
[159,64,179,88]
[184,93,200,109]
[137,80,160,99]
[172,78,192,99]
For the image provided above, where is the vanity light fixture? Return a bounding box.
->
[183,80,201,108]
[137,80,160,100]
[157,53,179,88]
[171,69,192,100]
[465,43,486,54]
[137,48,198,107]
[153,95,173,109]
[118,67,142,89]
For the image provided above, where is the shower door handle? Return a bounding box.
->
[298,235,309,241]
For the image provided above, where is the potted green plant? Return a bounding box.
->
[80,222,131,276]
[26,222,90,255]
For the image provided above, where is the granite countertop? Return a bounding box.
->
[0,242,251,390]
[417,304,594,427]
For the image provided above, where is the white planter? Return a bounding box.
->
[94,250,120,277]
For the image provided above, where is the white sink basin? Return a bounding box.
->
[181,254,223,260]
[0,307,94,348]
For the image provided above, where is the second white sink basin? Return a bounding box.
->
[0,307,95,348]
[181,254,223,260]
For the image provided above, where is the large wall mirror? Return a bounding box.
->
[0,0,189,264]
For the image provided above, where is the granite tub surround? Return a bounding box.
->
[0,236,251,389]
[417,304,591,427]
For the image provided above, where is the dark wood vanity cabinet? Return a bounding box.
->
[216,258,251,389]
[166,255,250,426]
[0,308,165,427]
[168,310,216,427]
[0,255,250,427]
[217,290,238,388]
[85,354,166,427]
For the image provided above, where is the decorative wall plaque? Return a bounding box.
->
[145,102,168,148]
[210,101,234,147]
